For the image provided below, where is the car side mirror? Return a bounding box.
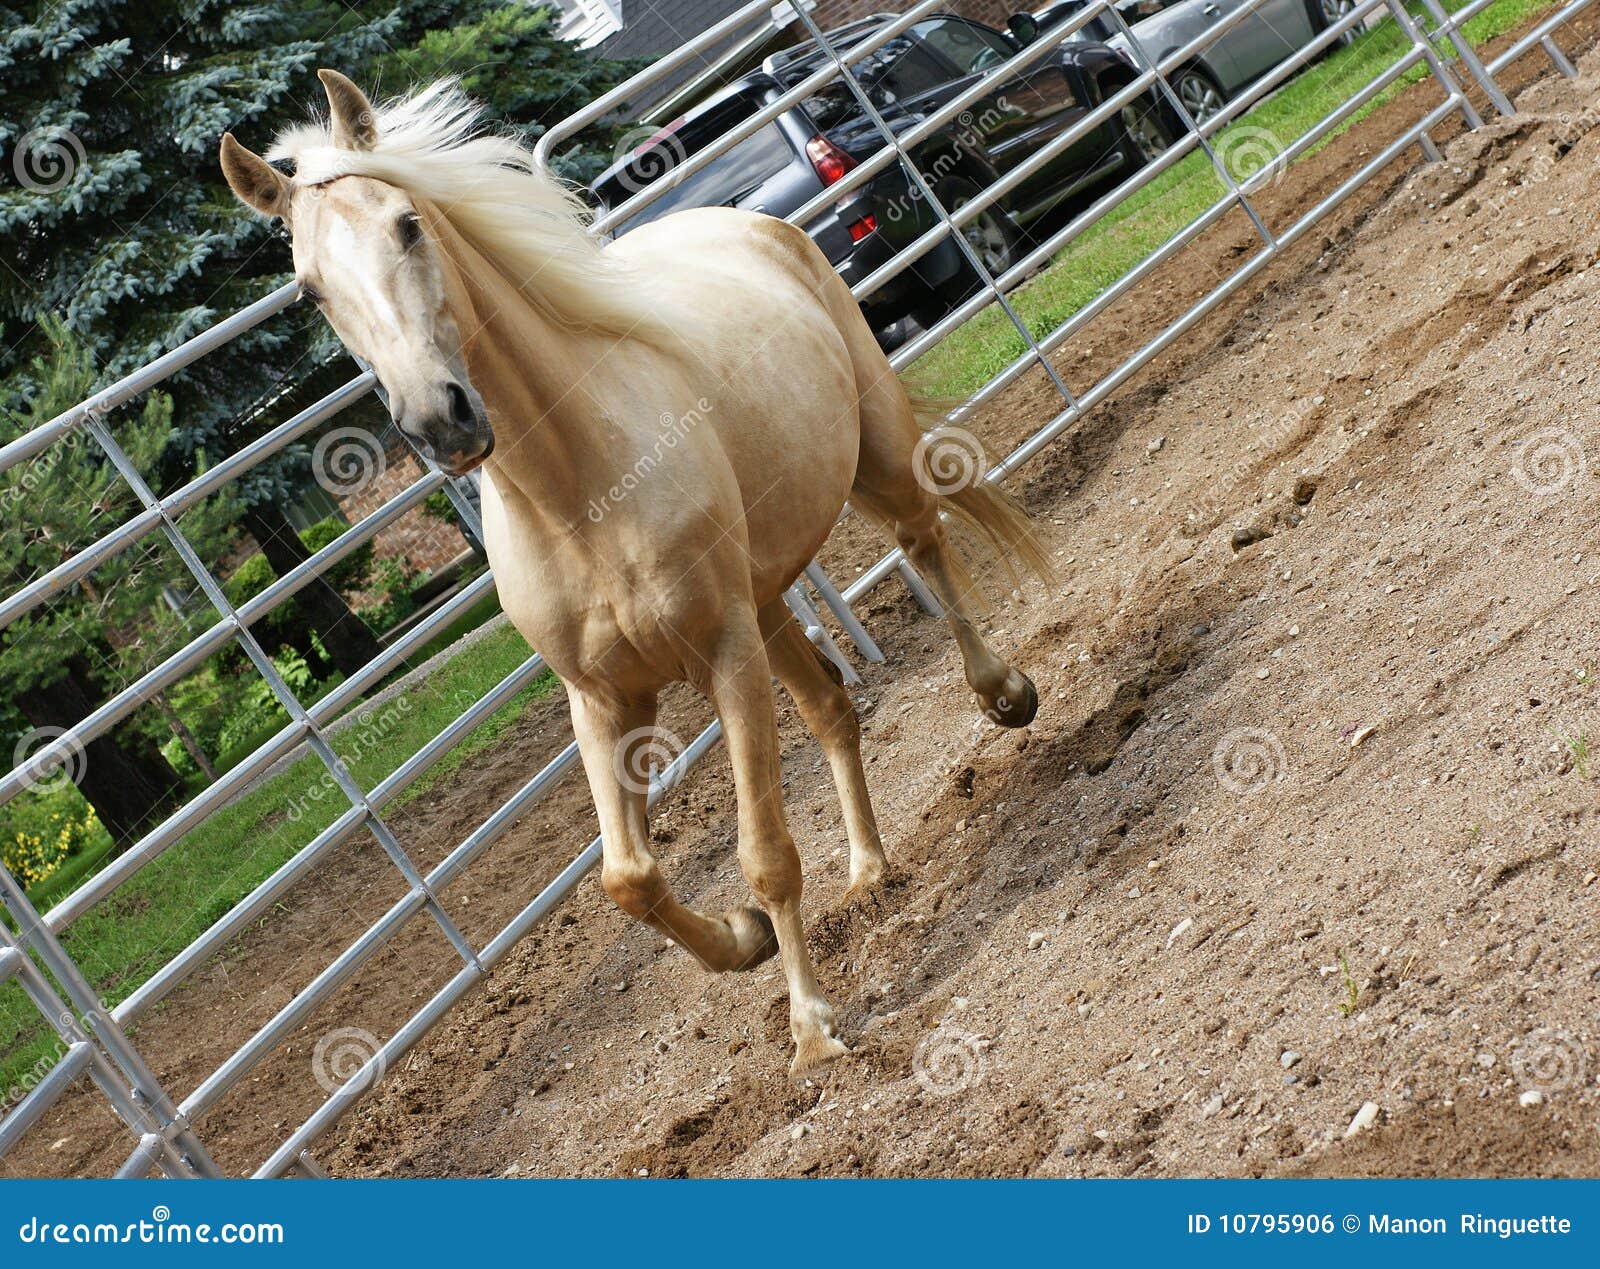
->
[1006,13,1041,45]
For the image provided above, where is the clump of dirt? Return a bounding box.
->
[8,18,1600,1180]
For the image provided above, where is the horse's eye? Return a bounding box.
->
[398,214,423,249]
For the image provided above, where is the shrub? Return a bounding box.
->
[422,489,460,526]
[363,556,421,633]
[2,796,103,891]
[299,516,375,595]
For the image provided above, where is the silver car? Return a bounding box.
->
[1017,0,1357,154]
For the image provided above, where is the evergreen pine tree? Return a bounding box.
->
[1,1,642,834]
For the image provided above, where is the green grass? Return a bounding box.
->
[0,0,1570,1099]
[911,0,1558,398]
[1,620,557,1092]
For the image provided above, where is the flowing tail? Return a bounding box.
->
[905,391,1055,596]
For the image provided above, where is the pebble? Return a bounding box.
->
[1166,917,1193,947]
[1519,1090,1545,1108]
[1345,1101,1380,1137]
[1349,724,1377,748]
[1200,1093,1225,1119]
[1028,931,1047,951]
[1280,1050,1303,1069]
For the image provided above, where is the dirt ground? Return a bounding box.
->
[8,15,1600,1179]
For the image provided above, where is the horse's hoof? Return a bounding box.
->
[984,672,1038,728]
[724,906,779,971]
[790,1029,850,1076]
[845,854,891,899]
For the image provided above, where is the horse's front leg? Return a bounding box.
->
[567,686,778,973]
[701,606,849,1075]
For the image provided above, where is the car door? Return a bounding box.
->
[1218,0,1318,85]
[1126,0,1250,92]
[912,16,1099,211]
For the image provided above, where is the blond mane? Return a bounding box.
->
[268,80,664,341]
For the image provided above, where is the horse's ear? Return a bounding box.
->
[318,69,377,151]
[220,133,290,219]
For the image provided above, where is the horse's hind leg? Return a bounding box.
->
[849,376,1038,727]
[568,687,778,973]
[758,600,888,896]
[703,605,848,1074]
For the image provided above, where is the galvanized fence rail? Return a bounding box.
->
[0,0,1591,1177]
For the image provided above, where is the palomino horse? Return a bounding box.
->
[221,72,1049,1072]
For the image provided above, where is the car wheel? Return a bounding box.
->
[1307,0,1361,48]
[909,177,1021,329]
[1170,66,1226,127]
[939,177,1019,278]
[1119,98,1171,164]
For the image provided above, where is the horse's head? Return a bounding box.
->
[220,70,493,474]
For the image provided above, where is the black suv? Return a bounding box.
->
[590,11,1161,336]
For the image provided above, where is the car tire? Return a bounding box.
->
[910,175,1022,329]
[1306,0,1362,51]
[1118,96,1172,166]
[1169,64,1227,129]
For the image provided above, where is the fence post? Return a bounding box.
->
[1416,0,1517,115]
[1386,0,1485,131]
[1104,5,1278,249]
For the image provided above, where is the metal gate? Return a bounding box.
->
[0,0,1591,1177]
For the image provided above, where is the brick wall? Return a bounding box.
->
[806,0,1020,33]
[337,445,473,585]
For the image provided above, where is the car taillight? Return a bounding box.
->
[806,136,857,186]
[847,214,877,243]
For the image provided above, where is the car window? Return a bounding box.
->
[594,115,794,230]
[913,19,1016,74]
[800,36,947,122]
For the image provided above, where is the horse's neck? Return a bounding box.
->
[429,211,605,523]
